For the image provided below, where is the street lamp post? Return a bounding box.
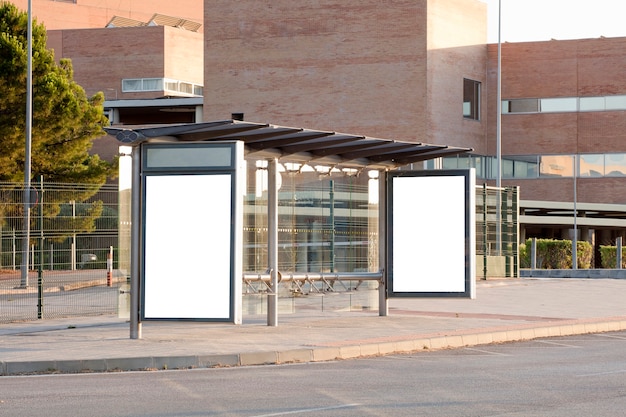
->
[19,0,33,288]
[495,0,503,256]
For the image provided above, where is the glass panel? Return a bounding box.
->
[502,159,514,179]
[539,155,574,177]
[165,80,178,91]
[508,156,539,179]
[605,95,626,110]
[540,98,577,113]
[146,146,232,168]
[122,79,142,92]
[142,78,163,91]
[579,154,604,177]
[442,157,459,169]
[179,82,193,94]
[508,99,539,113]
[605,153,626,176]
[243,161,377,273]
[579,97,605,111]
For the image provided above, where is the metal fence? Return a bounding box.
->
[1,180,519,323]
[0,181,122,323]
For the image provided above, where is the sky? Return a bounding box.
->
[481,0,626,43]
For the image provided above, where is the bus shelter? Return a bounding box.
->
[107,120,475,339]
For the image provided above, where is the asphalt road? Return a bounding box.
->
[2,331,626,416]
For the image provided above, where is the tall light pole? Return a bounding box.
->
[20,0,33,288]
[495,0,503,255]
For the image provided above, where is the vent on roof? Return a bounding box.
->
[105,14,201,32]
[148,14,202,32]
[106,16,147,28]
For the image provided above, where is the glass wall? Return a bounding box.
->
[243,159,379,274]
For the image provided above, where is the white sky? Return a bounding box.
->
[481,0,626,43]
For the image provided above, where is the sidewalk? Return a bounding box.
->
[2,278,626,375]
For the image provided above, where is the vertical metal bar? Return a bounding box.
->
[617,237,622,269]
[267,158,279,326]
[329,180,335,273]
[531,237,537,270]
[503,187,509,277]
[37,176,43,319]
[513,186,520,277]
[130,145,142,339]
[572,155,578,270]
[483,183,487,280]
[378,170,388,317]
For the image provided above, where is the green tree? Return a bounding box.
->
[0,1,112,184]
[0,2,114,244]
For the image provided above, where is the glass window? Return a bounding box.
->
[605,95,626,110]
[605,153,626,177]
[579,154,604,177]
[463,79,480,120]
[539,155,574,177]
[506,99,539,113]
[540,98,577,113]
[122,79,142,92]
[512,156,539,179]
[142,78,163,91]
[579,97,605,111]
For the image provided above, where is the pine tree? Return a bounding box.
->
[0,2,113,184]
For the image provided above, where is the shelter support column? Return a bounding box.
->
[130,145,142,339]
[378,170,388,316]
[267,158,279,326]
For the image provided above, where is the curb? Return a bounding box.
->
[3,317,626,376]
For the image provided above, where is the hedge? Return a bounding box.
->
[519,238,592,269]
[599,245,626,269]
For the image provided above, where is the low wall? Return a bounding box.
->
[520,269,626,279]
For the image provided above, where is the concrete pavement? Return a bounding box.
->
[2,277,626,375]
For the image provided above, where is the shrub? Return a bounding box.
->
[520,238,592,269]
[599,245,626,268]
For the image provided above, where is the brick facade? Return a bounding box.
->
[203,0,487,149]
[487,38,626,203]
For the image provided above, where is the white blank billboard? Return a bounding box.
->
[143,174,233,319]
[387,170,475,298]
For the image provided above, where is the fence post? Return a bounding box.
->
[107,246,113,287]
[531,237,537,270]
[12,228,16,270]
[617,237,622,269]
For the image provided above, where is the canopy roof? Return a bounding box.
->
[106,120,472,170]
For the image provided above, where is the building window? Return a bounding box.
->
[463,78,480,120]
[121,77,203,96]
[540,97,577,113]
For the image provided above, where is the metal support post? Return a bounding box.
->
[617,237,622,269]
[267,158,279,326]
[378,170,388,316]
[130,145,142,339]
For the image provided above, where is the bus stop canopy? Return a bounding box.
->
[106,119,472,169]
